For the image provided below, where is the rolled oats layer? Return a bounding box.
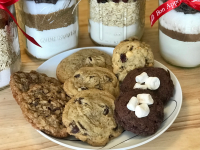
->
[0,27,17,71]
[90,0,146,27]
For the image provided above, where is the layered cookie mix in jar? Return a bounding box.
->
[159,0,200,67]
[89,0,146,46]
[15,0,79,59]
[0,7,21,90]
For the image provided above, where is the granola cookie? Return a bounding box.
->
[10,71,70,138]
[63,67,119,98]
[62,90,123,146]
[112,39,154,81]
[56,49,113,83]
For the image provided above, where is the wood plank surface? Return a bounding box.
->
[0,0,200,150]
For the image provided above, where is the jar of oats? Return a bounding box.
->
[0,6,21,90]
[89,0,146,46]
[15,0,79,59]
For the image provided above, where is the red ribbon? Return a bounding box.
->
[150,0,200,27]
[0,0,41,47]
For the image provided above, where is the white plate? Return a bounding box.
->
[36,47,182,150]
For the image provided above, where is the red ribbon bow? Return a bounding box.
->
[0,0,41,47]
[150,0,200,27]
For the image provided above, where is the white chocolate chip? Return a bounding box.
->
[127,96,139,111]
[137,94,154,105]
[135,72,149,84]
[133,83,148,89]
[145,77,160,90]
[135,103,150,118]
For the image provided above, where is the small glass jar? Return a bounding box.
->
[159,0,200,67]
[15,0,79,60]
[89,0,146,46]
[0,6,21,90]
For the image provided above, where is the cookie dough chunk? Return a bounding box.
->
[10,71,70,138]
[112,39,154,81]
[63,67,119,98]
[56,49,113,83]
[121,67,174,104]
[62,90,123,146]
[114,90,164,136]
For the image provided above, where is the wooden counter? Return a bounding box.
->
[0,0,200,149]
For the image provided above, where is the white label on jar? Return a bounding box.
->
[25,21,79,59]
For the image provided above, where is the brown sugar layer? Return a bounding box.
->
[24,4,76,31]
[120,67,174,104]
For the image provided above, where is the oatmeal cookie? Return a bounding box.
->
[56,49,113,83]
[120,67,174,104]
[114,90,164,136]
[62,90,123,146]
[63,67,119,98]
[112,39,154,81]
[10,71,70,138]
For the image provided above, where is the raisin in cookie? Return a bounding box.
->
[112,39,154,81]
[114,90,164,136]
[56,49,113,83]
[63,67,119,98]
[10,71,70,138]
[62,90,123,146]
[121,67,174,104]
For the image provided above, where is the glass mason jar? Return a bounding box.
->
[15,0,79,60]
[0,6,21,90]
[159,0,200,67]
[89,0,146,47]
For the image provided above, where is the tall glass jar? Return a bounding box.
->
[89,0,146,46]
[15,0,79,60]
[0,6,21,90]
[159,0,200,67]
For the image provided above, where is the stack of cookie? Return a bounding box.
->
[56,49,123,146]
[10,39,175,147]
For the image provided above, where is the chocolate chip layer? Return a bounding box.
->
[33,0,58,4]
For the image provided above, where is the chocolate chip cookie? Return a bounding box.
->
[56,49,113,83]
[62,90,123,146]
[121,67,174,104]
[63,67,119,98]
[10,71,70,138]
[114,90,164,136]
[112,39,154,81]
